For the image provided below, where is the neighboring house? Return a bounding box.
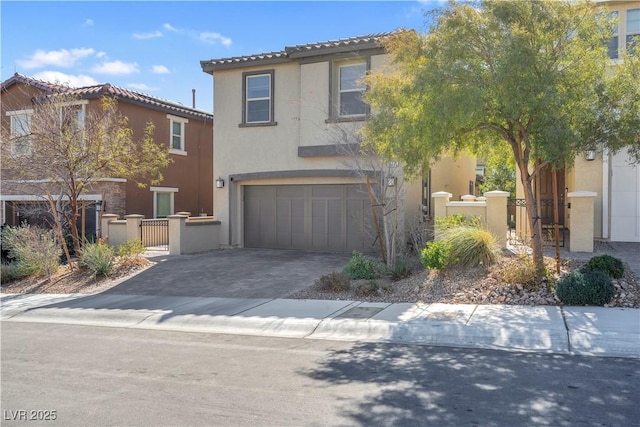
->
[0,73,214,238]
[201,33,476,252]
[515,1,640,244]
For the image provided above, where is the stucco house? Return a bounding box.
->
[201,33,476,252]
[1,73,214,238]
[515,1,640,245]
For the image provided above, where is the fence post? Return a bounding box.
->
[567,191,597,253]
[100,214,118,242]
[431,191,452,240]
[168,214,187,255]
[125,214,144,244]
[484,190,510,248]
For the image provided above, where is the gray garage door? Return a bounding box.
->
[244,184,377,252]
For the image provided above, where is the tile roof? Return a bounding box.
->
[1,73,213,121]
[201,32,394,72]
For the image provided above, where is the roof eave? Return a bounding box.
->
[200,56,291,74]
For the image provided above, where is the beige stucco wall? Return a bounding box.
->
[567,156,603,239]
[430,155,477,202]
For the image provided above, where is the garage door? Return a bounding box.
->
[610,150,640,242]
[244,184,377,251]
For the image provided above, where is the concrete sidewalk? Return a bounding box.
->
[2,293,638,359]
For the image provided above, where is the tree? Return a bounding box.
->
[364,0,639,274]
[2,91,171,258]
[477,147,516,198]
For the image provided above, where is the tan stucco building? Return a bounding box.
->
[201,33,475,252]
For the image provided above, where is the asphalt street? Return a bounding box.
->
[2,322,639,427]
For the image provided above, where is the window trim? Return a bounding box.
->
[608,10,619,59]
[6,109,33,157]
[151,186,178,218]
[626,8,640,55]
[240,69,276,127]
[167,115,188,154]
[328,57,370,122]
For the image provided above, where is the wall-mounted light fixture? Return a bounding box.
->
[387,177,397,187]
[585,149,597,161]
[216,176,225,188]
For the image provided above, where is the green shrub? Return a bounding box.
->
[316,271,351,292]
[435,214,482,231]
[116,239,146,258]
[1,262,30,284]
[344,251,383,280]
[555,270,615,306]
[441,226,501,267]
[420,241,451,270]
[79,242,114,277]
[1,224,61,279]
[583,255,624,279]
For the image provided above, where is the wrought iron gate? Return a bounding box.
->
[140,219,169,250]
[507,198,565,247]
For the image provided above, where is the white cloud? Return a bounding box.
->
[17,48,95,69]
[128,83,157,92]
[84,19,94,26]
[199,32,232,47]
[152,65,170,74]
[133,31,163,40]
[163,23,180,32]
[91,60,139,75]
[33,71,99,87]
[96,51,107,58]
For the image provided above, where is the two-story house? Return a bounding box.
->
[515,1,640,244]
[1,73,214,238]
[201,33,476,252]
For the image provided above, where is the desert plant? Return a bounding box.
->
[1,224,61,280]
[343,251,383,280]
[435,214,482,231]
[583,254,624,279]
[555,269,615,306]
[116,239,146,258]
[1,262,30,284]
[316,271,351,292]
[420,241,451,271]
[355,279,381,297]
[388,255,413,280]
[441,226,501,267]
[492,254,553,290]
[79,242,114,277]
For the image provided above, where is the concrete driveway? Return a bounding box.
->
[103,249,351,298]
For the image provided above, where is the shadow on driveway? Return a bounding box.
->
[103,248,351,298]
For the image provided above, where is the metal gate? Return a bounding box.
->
[140,219,169,250]
[507,198,565,247]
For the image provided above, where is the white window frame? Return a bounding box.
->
[151,186,178,218]
[626,8,640,54]
[167,115,188,155]
[243,70,274,125]
[608,11,619,59]
[6,109,33,156]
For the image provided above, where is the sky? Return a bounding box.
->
[1,1,441,113]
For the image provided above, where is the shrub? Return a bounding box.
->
[344,251,383,280]
[388,255,413,280]
[583,255,624,279]
[79,242,114,277]
[1,224,61,280]
[441,226,501,267]
[1,262,30,284]
[493,254,552,290]
[555,269,615,306]
[420,241,451,271]
[435,214,482,231]
[355,280,381,297]
[316,271,351,292]
[116,239,146,258]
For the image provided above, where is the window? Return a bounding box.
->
[627,8,640,55]
[151,187,178,218]
[242,70,275,125]
[339,62,367,117]
[7,110,32,156]
[167,115,188,153]
[607,11,619,59]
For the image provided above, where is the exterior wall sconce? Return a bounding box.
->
[387,177,397,187]
[216,177,225,188]
[585,149,597,161]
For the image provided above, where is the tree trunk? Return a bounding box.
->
[517,161,545,276]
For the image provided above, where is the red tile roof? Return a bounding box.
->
[1,73,213,121]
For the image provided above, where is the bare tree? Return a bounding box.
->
[2,91,171,259]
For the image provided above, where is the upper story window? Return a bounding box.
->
[242,70,275,126]
[627,8,640,55]
[607,11,619,59]
[339,62,367,116]
[167,115,188,154]
[7,110,33,156]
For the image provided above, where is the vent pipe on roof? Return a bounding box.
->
[192,89,196,109]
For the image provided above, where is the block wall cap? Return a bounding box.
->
[567,191,597,198]
[484,191,511,197]
[124,214,145,219]
[432,191,453,198]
